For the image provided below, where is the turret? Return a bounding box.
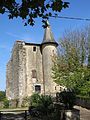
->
[41,22,58,46]
[41,22,58,96]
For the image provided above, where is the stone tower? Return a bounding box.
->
[41,23,58,96]
[6,23,59,106]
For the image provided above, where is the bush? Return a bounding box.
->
[3,98,9,108]
[29,94,66,120]
[0,91,5,101]
[76,95,90,100]
[0,91,9,108]
[56,90,76,109]
[29,94,58,119]
[30,93,41,107]
[21,96,30,107]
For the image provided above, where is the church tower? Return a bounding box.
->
[41,23,58,96]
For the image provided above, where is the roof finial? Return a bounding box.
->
[46,20,50,27]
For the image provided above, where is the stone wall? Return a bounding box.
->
[6,60,13,99]
[17,42,27,106]
[6,41,26,103]
[6,41,20,100]
[76,97,90,109]
[42,44,58,96]
[25,44,43,96]
[65,109,80,120]
[6,41,44,106]
[11,42,20,99]
[6,40,59,106]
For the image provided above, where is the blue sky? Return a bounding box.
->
[0,0,90,91]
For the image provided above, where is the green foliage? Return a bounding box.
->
[52,56,87,90]
[56,90,76,109]
[52,27,90,97]
[77,81,90,97]
[29,94,79,119]
[29,94,63,120]
[3,98,9,108]
[0,91,6,101]
[76,95,90,100]
[21,96,30,107]
[0,91,9,108]
[30,93,41,107]
[30,93,53,108]
[0,0,69,27]
[37,95,53,108]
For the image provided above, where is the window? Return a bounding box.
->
[32,70,37,78]
[52,50,54,53]
[55,86,56,90]
[33,46,36,51]
[52,50,55,55]
[35,85,41,93]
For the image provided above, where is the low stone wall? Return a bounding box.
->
[65,108,80,120]
[76,97,90,109]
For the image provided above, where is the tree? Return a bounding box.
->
[77,68,90,96]
[0,91,9,108]
[0,0,69,27]
[52,27,90,96]
[0,91,6,101]
[29,94,54,120]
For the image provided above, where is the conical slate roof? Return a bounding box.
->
[41,22,58,46]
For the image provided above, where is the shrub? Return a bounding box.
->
[30,93,41,107]
[29,94,56,119]
[3,98,9,108]
[29,94,66,120]
[0,91,5,101]
[56,90,76,109]
[21,96,30,107]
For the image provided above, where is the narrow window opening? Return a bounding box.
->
[33,46,36,51]
[55,86,56,90]
[52,50,55,56]
[32,70,37,78]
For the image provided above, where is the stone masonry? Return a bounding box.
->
[6,24,60,106]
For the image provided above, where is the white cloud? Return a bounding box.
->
[6,32,31,41]
[6,32,21,38]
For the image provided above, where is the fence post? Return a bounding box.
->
[24,110,27,120]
